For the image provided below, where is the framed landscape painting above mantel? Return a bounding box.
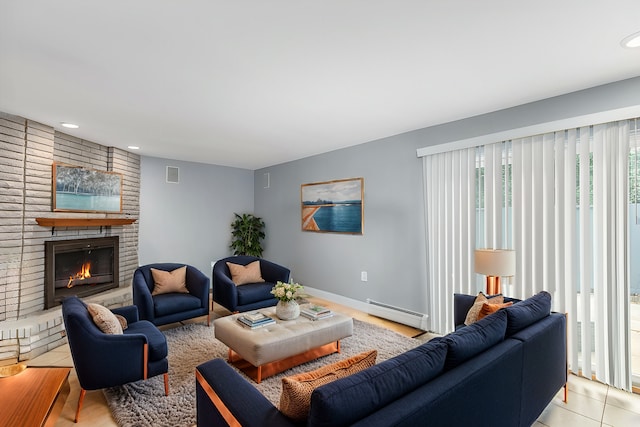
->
[52,162,123,213]
[301,177,364,234]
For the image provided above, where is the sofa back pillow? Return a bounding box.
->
[477,301,513,321]
[279,350,377,422]
[504,291,551,337]
[307,340,447,427]
[464,292,505,325]
[444,309,507,370]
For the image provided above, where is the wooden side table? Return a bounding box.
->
[0,366,71,427]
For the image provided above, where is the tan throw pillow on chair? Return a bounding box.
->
[151,266,189,295]
[226,260,265,286]
[279,350,377,421]
[87,303,123,335]
[115,314,128,330]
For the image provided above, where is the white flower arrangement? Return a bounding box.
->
[271,280,304,302]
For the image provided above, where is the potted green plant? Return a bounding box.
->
[230,213,266,257]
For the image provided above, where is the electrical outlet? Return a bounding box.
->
[361,271,368,282]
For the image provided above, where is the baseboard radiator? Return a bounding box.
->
[365,299,429,330]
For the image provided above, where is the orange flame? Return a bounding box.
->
[67,262,91,288]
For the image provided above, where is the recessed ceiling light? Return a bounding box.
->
[60,122,79,129]
[621,31,640,48]
[127,146,140,150]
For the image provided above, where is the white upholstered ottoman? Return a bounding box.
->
[214,307,353,383]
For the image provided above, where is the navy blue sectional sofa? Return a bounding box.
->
[196,291,566,427]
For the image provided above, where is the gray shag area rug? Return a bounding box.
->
[103,318,422,427]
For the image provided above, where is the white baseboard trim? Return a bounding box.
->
[303,287,430,330]
[302,286,369,313]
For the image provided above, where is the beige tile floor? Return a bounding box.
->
[22,298,640,426]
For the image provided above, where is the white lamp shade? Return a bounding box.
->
[474,249,516,277]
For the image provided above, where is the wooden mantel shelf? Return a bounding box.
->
[35,217,137,227]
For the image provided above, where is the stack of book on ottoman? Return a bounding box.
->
[301,304,333,321]
[237,311,275,329]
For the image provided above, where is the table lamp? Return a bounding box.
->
[474,249,516,295]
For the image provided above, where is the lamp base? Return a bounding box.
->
[486,276,501,295]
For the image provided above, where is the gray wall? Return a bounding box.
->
[139,156,254,278]
[255,76,640,315]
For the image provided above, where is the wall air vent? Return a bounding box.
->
[166,166,179,184]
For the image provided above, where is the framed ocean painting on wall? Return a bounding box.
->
[52,162,123,213]
[301,177,364,234]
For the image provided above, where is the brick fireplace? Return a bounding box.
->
[44,236,120,309]
[0,112,140,363]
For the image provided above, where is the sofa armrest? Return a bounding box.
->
[196,359,295,427]
[508,312,567,426]
[453,293,476,327]
[186,266,210,308]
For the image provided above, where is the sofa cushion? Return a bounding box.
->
[227,260,265,286]
[87,303,123,335]
[279,350,377,421]
[444,309,507,370]
[124,320,168,361]
[504,291,551,337]
[477,301,513,321]
[151,266,189,295]
[236,282,275,306]
[153,293,202,317]
[464,292,504,325]
[308,339,447,427]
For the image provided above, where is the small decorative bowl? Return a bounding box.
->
[0,362,27,377]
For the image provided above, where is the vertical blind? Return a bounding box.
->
[422,120,633,391]
[423,148,476,333]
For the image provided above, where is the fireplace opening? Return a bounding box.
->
[45,236,119,308]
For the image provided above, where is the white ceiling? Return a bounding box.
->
[1,1,639,170]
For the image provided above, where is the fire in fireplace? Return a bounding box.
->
[44,236,119,308]
[67,261,92,288]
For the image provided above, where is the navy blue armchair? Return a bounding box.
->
[212,256,290,312]
[133,263,210,326]
[61,296,169,422]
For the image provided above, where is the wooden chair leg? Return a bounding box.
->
[164,373,169,396]
[74,388,86,423]
[207,312,211,327]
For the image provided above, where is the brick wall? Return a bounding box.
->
[0,111,140,363]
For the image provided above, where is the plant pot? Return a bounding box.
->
[276,300,300,320]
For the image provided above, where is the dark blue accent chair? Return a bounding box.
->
[61,296,169,422]
[212,256,290,313]
[133,263,210,326]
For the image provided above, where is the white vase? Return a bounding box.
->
[276,300,300,320]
